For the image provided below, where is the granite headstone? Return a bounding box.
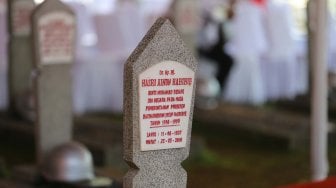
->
[31,0,76,165]
[123,18,197,188]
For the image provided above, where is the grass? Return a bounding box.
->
[184,120,336,188]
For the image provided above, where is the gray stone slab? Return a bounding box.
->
[31,0,75,164]
[7,0,35,113]
[170,0,201,56]
[123,18,197,188]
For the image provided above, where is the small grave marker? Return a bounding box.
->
[123,18,197,188]
[10,0,34,36]
[172,0,200,34]
[7,0,35,113]
[38,11,75,64]
[31,0,76,164]
[171,0,201,55]
[0,0,6,14]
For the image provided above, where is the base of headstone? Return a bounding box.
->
[89,144,127,171]
[74,116,125,169]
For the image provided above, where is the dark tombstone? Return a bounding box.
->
[7,0,35,115]
[123,18,197,188]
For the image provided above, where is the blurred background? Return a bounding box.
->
[0,0,336,187]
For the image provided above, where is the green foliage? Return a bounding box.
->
[185,148,246,170]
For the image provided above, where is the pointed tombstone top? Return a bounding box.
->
[125,18,197,73]
[31,0,75,165]
[123,18,197,188]
[32,0,73,17]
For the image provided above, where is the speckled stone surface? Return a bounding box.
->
[123,18,197,188]
[7,0,35,112]
[31,0,75,165]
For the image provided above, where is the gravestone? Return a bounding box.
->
[31,0,76,165]
[7,0,35,114]
[123,18,197,188]
[171,0,201,56]
[0,0,6,14]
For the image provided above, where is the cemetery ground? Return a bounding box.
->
[0,102,336,188]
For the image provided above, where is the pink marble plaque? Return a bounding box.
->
[38,12,75,64]
[139,61,195,151]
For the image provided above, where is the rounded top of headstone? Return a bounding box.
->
[32,0,76,67]
[41,141,94,183]
[33,0,74,16]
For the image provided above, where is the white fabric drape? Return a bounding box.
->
[223,1,267,105]
[262,0,307,100]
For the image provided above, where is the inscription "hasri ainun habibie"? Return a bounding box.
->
[141,78,193,87]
